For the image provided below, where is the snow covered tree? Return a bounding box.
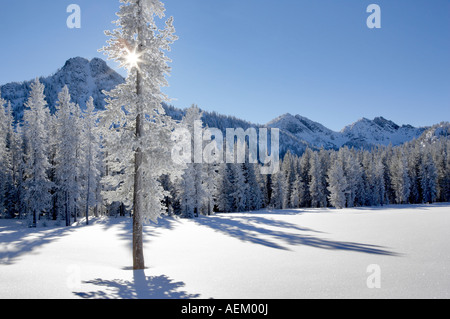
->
[54,86,80,227]
[366,152,386,206]
[100,0,178,269]
[327,153,347,209]
[270,171,284,209]
[3,101,22,218]
[280,151,295,209]
[203,161,219,215]
[419,151,437,203]
[309,151,327,208]
[433,139,450,202]
[342,148,364,207]
[0,97,10,217]
[230,163,248,212]
[406,145,422,204]
[177,105,210,217]
[389,149,410,204]
[216,163,234,213]
[81,97,102,225]
[299,148,312,207]
[243,163,263,211]
[22,78,53,227]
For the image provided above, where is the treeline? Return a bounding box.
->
[163,108,450,216]
[0,79,103,226]
[0,81,449,226]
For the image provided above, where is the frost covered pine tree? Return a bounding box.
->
[216,163,234,213]
[327,153,347,209]
[4,101,22,218]
[419,151,437,203]
[0,97,10,217]
[82,97,102,225]
[280,151,295,209]
[54,86,80,227]
[342,148,364,207]
[178,105,209,218]
[309,151,327,208]
[22,79,53,227]
[100,0,178,270]
[389,149,410,204]
[230,163,248,212]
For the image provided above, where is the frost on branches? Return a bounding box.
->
[99,0,180,225]
[22,79,53,227]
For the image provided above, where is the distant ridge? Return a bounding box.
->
[1,57,437,155]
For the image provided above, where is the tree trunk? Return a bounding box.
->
[32,210,37,228]
[85,187,90,226]
[133,143,145,269]
[85,162,91,225]
[65,192,70,227]
[133,10,145,268]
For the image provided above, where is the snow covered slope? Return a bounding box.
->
[1,204,449,299]
[0,57,124,120]
[267,113,346,149]
[267,113,427,151]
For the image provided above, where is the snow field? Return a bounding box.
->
[0,204,449,299]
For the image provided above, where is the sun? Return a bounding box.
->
[125,48,142,69]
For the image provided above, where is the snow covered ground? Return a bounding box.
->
[1,204,449,299]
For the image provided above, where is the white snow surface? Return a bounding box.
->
[1,204,449,299]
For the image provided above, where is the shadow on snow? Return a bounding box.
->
[0,223,76,265]
[73,270,200,299]
[192,214,400,256]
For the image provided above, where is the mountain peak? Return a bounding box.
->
[63,56,90,67]
[373,116,400,130]
[1,57,124,120]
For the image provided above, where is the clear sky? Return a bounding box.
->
[0,0,449,131]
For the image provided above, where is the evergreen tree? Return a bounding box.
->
[230,163,248,212]
[4,102,22,218]
[243,163,263,211]
[0,97,9,217]
[419,151,437,203]
[100,0,178,269]
[280,151,295,209]
[299,148,312,207]
[22,78,53,227]
[270,171,284,209]
[309,151,327,208]
[54,86,80,226]
[327,153,347,209]
[216,163,233,213]
[389,149,411,204]
[178,106,209,217]
[82,97,102,225]
[342,148,364,207]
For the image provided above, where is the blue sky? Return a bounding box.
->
[0,0,448,131]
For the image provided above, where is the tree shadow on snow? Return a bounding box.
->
[111,216,183,250]
[74,270,200,299]
[193,215,399,256]
[0,224,76,265]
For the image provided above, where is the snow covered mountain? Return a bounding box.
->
[0,57,124,120]
[267,113,427,151]
[1,57,432,154]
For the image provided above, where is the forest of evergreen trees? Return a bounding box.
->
[167,126,449,217]
[0,80,449,226]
